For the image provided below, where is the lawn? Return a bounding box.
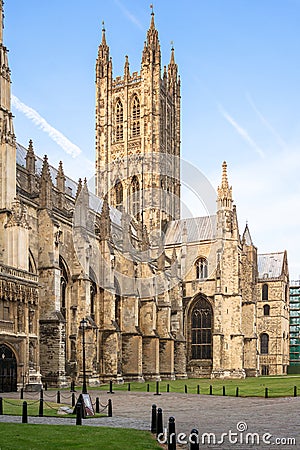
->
[0,423,162,450]
[90,375,300,397]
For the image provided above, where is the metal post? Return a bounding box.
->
[168,416,176,450]
[39,398,43,417]
[167,383,170,393]
[265,387,268,398]
[107,380,114,394]
[128,383,131,391]
[72,392,75,407]
[147,383,150,392]
[40,388,43,400]
[294,386,297,397]
[76,402,82,425]
[151,404,157,433]
[197,385,200,395]
[190,428,199,450]
[20,387,23,399]
[236,387,239,397]
[22,401,28,423]
[57,390,60,404]
[154,380,161,395]
[222,386,226,396]
[96,397,100,413]
[209,385,213,395]
[184,384,187,394]
[0,397,3,415]
[108,398,112,417]
[156,407,163,437]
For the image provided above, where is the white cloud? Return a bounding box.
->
[218,104,265,158]
[11,95,81,158]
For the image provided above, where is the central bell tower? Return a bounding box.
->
[95,11,181,237]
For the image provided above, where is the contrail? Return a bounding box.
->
[246,93,287,150]
[113,0,143,30]
[218,104,265,159]
[11,94,81,158]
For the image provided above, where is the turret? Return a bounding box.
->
[142,9,161,68]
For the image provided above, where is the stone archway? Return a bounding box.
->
[0,344,17,392]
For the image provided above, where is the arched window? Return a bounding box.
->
[263,304,270,316]
[115,180,123,210]
[260,333,269,354]
[131,175,140,218]
[115,279,121,328]
[90,281,96,321]
[132,95,140,137]
[115,99,123,141]
[191,297,212,360]
[60,257,68,319]
[262,283,268,301]
[196,258,208,280]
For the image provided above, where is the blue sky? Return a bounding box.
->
[5,0,300,278]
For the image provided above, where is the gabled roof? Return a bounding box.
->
[165,215,216,245]
[257,252,285,280]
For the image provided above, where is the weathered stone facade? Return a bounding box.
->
[0,6,289,391]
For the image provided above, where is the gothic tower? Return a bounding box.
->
[95,11,181,237]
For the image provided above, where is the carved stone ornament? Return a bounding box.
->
[5,197,30,229]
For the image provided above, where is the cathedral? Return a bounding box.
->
[0,5,290,391]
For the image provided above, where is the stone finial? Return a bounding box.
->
[98,194,111,240]
[76,178,82,200]
[56,161,66,192]
[39,155,53,209]
[217,160,232,208]
[124,55,130,78]
[25,139,36,174]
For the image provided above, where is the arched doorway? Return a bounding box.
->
[0,344,17,392]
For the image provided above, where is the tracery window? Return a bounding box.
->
[196,257,208,280]
[131,95,140,137]
[191,297,212,360]
[115,99,123,141]
[260,333,269,354]
[131,175,140,218]
[115,180,123,210]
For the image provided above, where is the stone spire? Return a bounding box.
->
[96,21,111,79]
[124,55,130,79]
[217,161,232,210]
[142,8,160,65]
[56,161,65,192]
[168,45,178,94]
[39,155,52,209]
[26,139,36,174]
[98,194,111,240]
[76,178,82,200]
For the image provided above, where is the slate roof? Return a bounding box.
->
[165,215,216,245]
[257,252,284,279]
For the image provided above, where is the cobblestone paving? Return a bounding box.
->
[0,390,299,449]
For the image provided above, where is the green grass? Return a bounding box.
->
[0,423,162,449]
[0,399,104,418]
[88,375,300,397]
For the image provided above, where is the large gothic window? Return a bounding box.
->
[196,258,208,280]
[191,297,212,360]
[131,175,140,218]
[260,333,269,354]
[115,180,123,211]
[115,99,123,141]
[262,283,268,301]
[90,281,96,321]
[131,95,140,137]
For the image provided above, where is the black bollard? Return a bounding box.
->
[168,416,176,450]
[128,383,131,392]
[20,387,24,400]
[167,384,170,393]
[44,383,48,391]
[95,397,100,413]
[209,385,213,395]
[0,397,3,415]
[154,380,161,396]
[222,386,226,396]
[190,428,200,450]
[184,384,187,394]
[156,407,163,437]
[70,380,74,392]
[108,398,112,417]
[57,391,61,404]
[236,387,239,397]
[107,380,114,394]
[40,388,43,400]
[197,385,200,395]
[294,386,297,397]
[22,401,28,424]
[39,398,43,417]
[76,402,82,425]
[72,392,75,407]
[151,404,157,433]
[265,387,268,398]
[147,383,150,392]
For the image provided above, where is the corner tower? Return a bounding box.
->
[95,11,181,236]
